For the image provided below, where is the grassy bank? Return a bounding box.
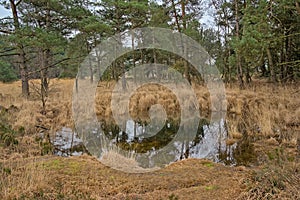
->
[0,79,299,199]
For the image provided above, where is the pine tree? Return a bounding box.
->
[0,0,30,97]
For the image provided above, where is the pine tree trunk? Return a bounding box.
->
[181,0,191,84]
[94,42,102,81]
[19,48,29,97]
[266,47,276,82]
[296,2,300,14]
[121,60,126,91]
[10,0,29,97]
[234,0,244,89]
[131,29,136,83]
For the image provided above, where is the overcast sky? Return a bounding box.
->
[0,3,215,28]
[0,5,11,18]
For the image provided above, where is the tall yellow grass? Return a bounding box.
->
[0,79,74,134]
[0,158,51,199]
[0,79,299,153]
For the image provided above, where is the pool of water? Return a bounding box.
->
[101,119,238,166]
[51,127,87,157]
[53,119,256,168]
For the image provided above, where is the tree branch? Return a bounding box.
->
[27,57,71,77]
[0,48,16,54]
[277,60,300,66]
[26,55,85,77]
[16,0,23,7]
[0,29,13,34]
[0,53,19,57]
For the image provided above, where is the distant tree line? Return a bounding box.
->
[0,0,299,97]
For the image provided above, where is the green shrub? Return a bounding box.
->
[0,124,18,147]
[0,60,18,83]
[0,109,18,147]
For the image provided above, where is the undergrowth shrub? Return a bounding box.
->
[238,147,300,199]
[0,61,18,83]
[0,109,18,147]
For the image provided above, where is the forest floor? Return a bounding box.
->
[0,79,299,199]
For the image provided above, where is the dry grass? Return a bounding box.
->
[0,157,51,199]
[101,150,160,173]
[0,79,74,134]
[1,79,298,161]
[0,156,250,200]
[95,80,299,143]
[1,79,298,136]
[237,149,300,200]
[0,78,299,199]
[95,82,182,123]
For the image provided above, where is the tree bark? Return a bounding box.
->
[94,36,102,81]
[40,49,49,101]
[171,0,181,31]
[131,29,137,84]
[296,2,300,14]
[10,0,29,97]
[19,48,29,97]
[266,47,276,82]
[234,0,244,89]
[115,2,126,91]
[171,0,191,83]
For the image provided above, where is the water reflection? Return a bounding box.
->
[53,120,257,168]
[101,119,240,167]
[51,127,87,156]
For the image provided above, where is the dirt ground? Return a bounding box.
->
[0,79,299,199]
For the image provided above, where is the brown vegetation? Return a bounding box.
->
[0,79,299,199]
